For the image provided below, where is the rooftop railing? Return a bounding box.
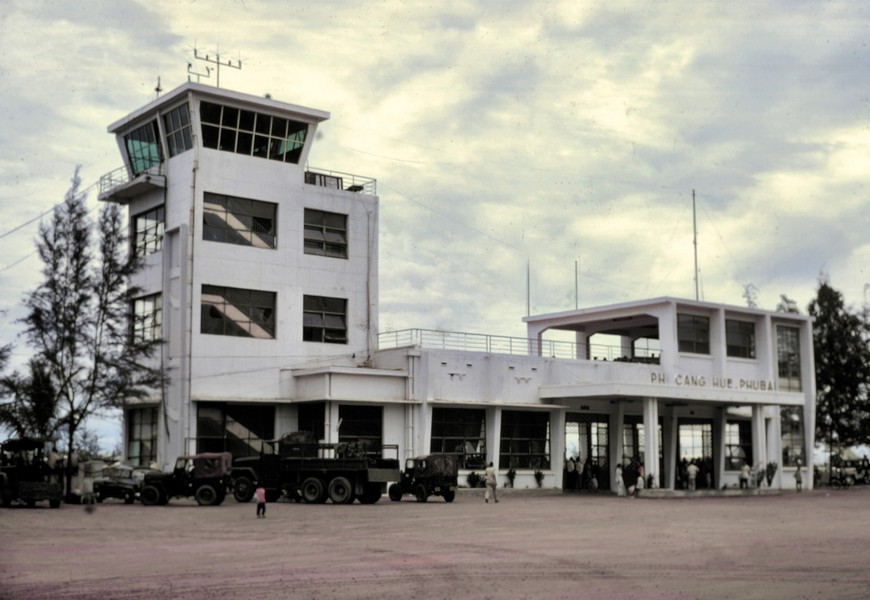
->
[305,167,377,195]
[377,329,660,363]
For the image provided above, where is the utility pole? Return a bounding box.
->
[693,190,699,301]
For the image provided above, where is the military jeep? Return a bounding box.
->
[388,454,458,503]
[139,452,232,506]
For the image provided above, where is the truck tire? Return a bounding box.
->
[140,485,161,506]
[415,484,428,503]
[388,483,403,502]
[195,484,219,506]
[328,476,354,504]
[233,476,254,503]
[442,489,456,503]
[124,491,134,504]
[301,477,326,504]
[49,499,61,508]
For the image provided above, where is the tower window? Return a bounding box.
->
[304,209,347,258]
[303,295,347,344]
[124,120,161,175]
[200,101,307,164]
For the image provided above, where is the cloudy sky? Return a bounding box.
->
[1,1,868,446]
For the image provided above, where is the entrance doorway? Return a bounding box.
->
[677,420,714,489]
[565,414,610,490]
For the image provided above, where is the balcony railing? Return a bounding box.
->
[305,167,377,195]
[377,329,660,363]
[98,164,165,202]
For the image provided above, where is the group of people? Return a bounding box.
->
[563,456,600,491]
[615,461,652,497]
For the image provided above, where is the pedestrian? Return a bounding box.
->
[255,485,266,517]
[794,460,803,492]
[686,459,699,491]
[739,462,750,489]
[615,464,626,497]
[484,462,499,503]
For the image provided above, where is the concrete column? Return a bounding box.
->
[642,397,659,486]
[551,409,566,488]
[611,402,625,492]
[767,407,782,488]
[663,408,679,489]
[713,407,726,490]
[486,407,502,470]
[751,404,766,469]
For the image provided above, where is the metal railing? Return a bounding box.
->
[377,329,660,363]
[305,167,377,195]
[98,164,165,198]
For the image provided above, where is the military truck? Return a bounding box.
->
[139,452,232,506]
[0,437,63,508]
[388,454,458,503]
[231,432,400,505]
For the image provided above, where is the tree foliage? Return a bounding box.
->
[808,278,870,452]
[0,358,60,440]
[17,168,166,490]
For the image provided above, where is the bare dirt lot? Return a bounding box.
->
[1,486,869,600]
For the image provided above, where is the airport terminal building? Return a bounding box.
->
[99,83,815,492]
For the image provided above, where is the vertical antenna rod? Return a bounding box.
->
[693,190,699,301]
[575,258,579,310]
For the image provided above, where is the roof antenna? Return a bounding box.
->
[154,76,163,98]
[189,43,242,88]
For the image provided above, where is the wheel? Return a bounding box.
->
[96,494,104,503]
[140,485,161,506]
[442,489,456,503]
[359,484,382,504]
[195,484,218,506]
[415,484,428,503]
[215,491,226,506]
[328,476,354,504]
[233,477,254,503]
[831,479,843,490]
[49,499,61,508]
[388,483,403,502]
[301,477,326,504]
[124,492,134,505]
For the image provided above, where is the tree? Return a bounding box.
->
[0,358,60,440]
[19,168,166,494]
[808,278,870,461]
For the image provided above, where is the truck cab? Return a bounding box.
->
[140,452,232,506]
[389,454,458,503]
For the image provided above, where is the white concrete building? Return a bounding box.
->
[100,83,815,492]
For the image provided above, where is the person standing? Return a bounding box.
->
[794,460,803,492]
[615,464,626,497]
[484,462,499,503]
[739,463,751,489]
[686,460,699,491]
[255,485,267,518]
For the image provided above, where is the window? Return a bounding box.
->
[298,402,325,441]
[338,405,382,453]
[201,285,276,339]
[430,408,486,469]
[726,319,756,359]
[303,295,347,344]
[781,407,804,467]
[127,407,158,466]
[196,403,275,457]
[132,293,162,342]
[200,100,307,164]
[304,209,348,258]
[777,325,802,391]
[499,410,550,470]
[125,120,161,175]
[133,206,164,258]
[725,421,752,470]
[163,103,193,157]
[678,422,712,461]
[678,314,710,354]
[203,192,277,249]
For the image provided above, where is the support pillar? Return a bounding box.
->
[642,397,659,487]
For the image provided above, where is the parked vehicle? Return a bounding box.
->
[94,464,157,504]
[231,432,400,505]
[140,452,232,506]
[389,454,458,503]
[0,437,63,508]
[815,464,856,489]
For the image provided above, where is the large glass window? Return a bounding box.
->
[781,407,805,467]
[726,319,756,359]
[304,209,348,258]
[196,402,275,457]
[201,285,276,339]
[499,410,550,470]
[430,408,486,469]
[125,120,161,175]
[203,192,277,249]
[127,407,158,467]
[133,206,164,258]
[678,314,710,354]
[298,402,325,441]
[303,295,347,344]
[200,100,307,164]
[163,103,193,157]
[132,293,162,342]
[777,325,802,391]
[725,421,752,470]
[678,421,714,489]
[338,405,382,453]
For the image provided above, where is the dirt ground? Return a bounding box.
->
[1,485,869,600]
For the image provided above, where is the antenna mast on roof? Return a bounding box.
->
[693,190,700,301]
[188,43,242,88]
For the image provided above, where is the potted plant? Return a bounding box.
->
[506,468,516,488]
[765,461,778,487]
[534,469,544,488]
[466,471,481,488]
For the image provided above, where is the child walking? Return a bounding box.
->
[255,485,266,518]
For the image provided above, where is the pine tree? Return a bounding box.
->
[19,168,166,494]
